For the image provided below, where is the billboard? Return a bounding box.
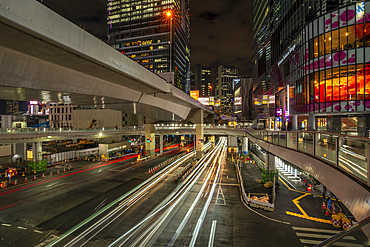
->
[190,90,199,100]
[234,97,242,105]
[198,97,209,105]
[209,97,215,106]
[215,99,220,106]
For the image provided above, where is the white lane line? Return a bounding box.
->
[217,183,239,186]
[296,232,356,240]
[292,227,341,234]
[17,226,27,230]
[208,220,217,247]
[2,223,11,227]
[299,239,363,247]
[34,230,43,234]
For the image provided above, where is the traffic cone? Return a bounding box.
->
[321,201,326,210]
[68,167,70,171]
[24,177,28,183]
[34,175,36,180]
[22,172,25,177]
[14,179,17,185]
[332,204,337,215]
[325,207,330,216]
[34,169,36,174]
[63,167,66,172]
[50,171,52,176]
[42,173,45,178]
[339,208,343,214]
[57,170,59,174]
[148,169,151,174]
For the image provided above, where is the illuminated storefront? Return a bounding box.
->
[254,2,370,132]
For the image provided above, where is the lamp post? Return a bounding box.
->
[166,10,173,85]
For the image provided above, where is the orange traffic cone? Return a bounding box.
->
[148,169,151,174]
[63,167,66,172]
[321,201,326,210]
[325,207,330,216]
[332,204,337,215]
[14,179,17,185]
[24,177,28,183]
[57,170,59,174]
[42,173,45,178]
[34,175,36,180]
[22,172,25,177]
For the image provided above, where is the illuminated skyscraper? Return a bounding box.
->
[217,65,238,116]
[107,0,190,91]
[190,64,212,97]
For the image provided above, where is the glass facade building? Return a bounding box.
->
[253,1,370,132]
[217,65,238,116]
[107,0,190,91]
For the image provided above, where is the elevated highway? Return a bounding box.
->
[0,0,213,121]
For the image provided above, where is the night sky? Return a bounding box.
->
[41,0,252,77]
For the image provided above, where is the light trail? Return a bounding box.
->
[109,140,224,247]
[48,142,211,247]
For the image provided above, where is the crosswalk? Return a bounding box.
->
[292,226,364,246]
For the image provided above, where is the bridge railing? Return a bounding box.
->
[246,129,370,187]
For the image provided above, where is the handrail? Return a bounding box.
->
[314,216,370,247]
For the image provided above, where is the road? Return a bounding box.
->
[0,145,190,247]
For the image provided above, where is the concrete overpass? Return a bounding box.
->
[0,0,213,122]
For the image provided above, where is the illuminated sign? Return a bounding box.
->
[269,95,275,104]
[209,97,215,106]
[198,97,209,105]
[356,2,365,22]
[262,95,269,105]
[215,100,220,106]
[30,101,38,105]
[278,44,296,67]
[190,90,199,100]
[234,97,242,105]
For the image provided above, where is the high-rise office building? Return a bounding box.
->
[107,0,190,91]
[190,64,212,97]
[6,101,19,115]
[252,0,370,132]
[217,65,238,116]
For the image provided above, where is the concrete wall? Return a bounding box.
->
[72,109,122,129]
[0,145,11,157]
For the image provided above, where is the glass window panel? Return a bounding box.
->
[332,29,339,52]
[314,37,319,58]
[340,66,348,101]
[347,25,355,49]
[326,69,333,102]
[366,64,370,99]
[357,64,364,100]
[320,70,325,102]
[319,34,325,56]
[347,5,355,26]
[348,65,356,101]
[332,10,339,30]
[339,7,347,28]
[356,24,364,48]
[315,72,319,104]
[357,47,364,63]
[319,16,324,35]
[365,23,370,46]
[314,19,318,37]
[339,27,348,51]
[356,2,365,23]
[333,67,340,101]
[309,22,313,39]
[325,13,331,32]
[325,31,332,54]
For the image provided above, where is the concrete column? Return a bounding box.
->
[211,135,215,148]
[145,124,155,157]
[32,142,42,161]
[308,113,315,131]
[292,115,298,130]
[12,143,27,162]
[159,135,163,154]
[242,137,248,154]
[274,117,278,130]
[196,123,204,159]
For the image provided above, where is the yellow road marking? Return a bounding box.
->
[293,193,310,216]
[286,211,331,224]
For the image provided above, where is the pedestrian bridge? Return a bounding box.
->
[0,0,212,121]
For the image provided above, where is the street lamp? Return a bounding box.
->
[165,10,173,84]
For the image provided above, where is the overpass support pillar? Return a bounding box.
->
[159,135,164,154]
[145,124,155,157]
[196,123,204,159]
[292,115,298,130]
[242,137,248,155]
[211,135,215,148]
[32,142,42,161]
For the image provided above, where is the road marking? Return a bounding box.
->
[35,235,59,247]
[293,193,310,216]
[215,185,226,205]
[299,239,363,246]
[17,226,27,230]
[218,183,239,186]
[34,230,43,234]
[292,227,340,234]
[1,224,11,227]
[286,211,331,224]
[208,220,217,247]
[296,232,355,240]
